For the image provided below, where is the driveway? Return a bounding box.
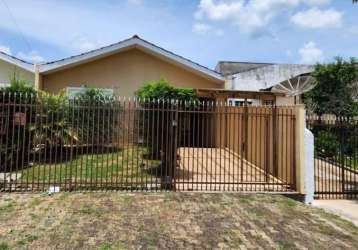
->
[312,199,358,226]
[176,147,292,192]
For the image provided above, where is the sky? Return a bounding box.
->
[0,0,356,69]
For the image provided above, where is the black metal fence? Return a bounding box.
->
[0,93,297,193]
[307,115,358,199]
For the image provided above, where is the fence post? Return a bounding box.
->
[172,101,179,191]
[294,104,306,194]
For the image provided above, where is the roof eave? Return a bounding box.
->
[39,37,224,83]
[0,52,34,73]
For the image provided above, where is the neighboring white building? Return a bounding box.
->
[216,61,315,105]
[0,52,34,87]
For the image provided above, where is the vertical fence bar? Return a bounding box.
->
[26,94,34,190]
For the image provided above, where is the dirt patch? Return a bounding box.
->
[0,192,357,249]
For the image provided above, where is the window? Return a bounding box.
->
[66,87,114,99]
[0,82,10,88]
[262,100,275,106]
[227,98,253,106]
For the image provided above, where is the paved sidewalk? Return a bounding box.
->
[312,200,358,226]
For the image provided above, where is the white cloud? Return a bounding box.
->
[195,0,244,21]
[302,0,331,5]
[192,23,223,36]
[16,51,44,63]
[71,35,101,53]
[299,41,324,64]
[194,0,342,37]
[0,1,162,54]
[195,0,300,37]
[0,45,11,55]
[291,8,342,29]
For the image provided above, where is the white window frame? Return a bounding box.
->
[0,82,10,88]
[227,98,257,106]
[66,86,114,99]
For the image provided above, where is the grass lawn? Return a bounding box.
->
[345,156,358,170]
[0,193,357,250]
[17,146,161,189]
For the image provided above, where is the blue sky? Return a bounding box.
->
[0,0,356,69]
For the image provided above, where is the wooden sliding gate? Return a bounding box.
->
[175,104,297,192]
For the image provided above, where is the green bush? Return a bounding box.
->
[70,88,119,145]
[136,79,198,102]
[316,130,339,158]
[1,73,36,95]
[0,77,37,171]
[0,84,122,170]
[31,91,75,149]
[32,88,119,149]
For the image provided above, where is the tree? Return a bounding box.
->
[305,57,358,117]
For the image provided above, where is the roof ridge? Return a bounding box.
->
[40,35,223,79]
[135,36,223,76]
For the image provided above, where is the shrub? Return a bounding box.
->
[316,130,339,158]
[32,88,119,149]
[70,88,119,145]
[0,76,37,171]
[136,79,198,102]
[31,91,75,149]
[1,73,36,95]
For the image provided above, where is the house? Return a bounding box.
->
[0,52,34,87]
[0,35,315,105]
[35,35,225,97]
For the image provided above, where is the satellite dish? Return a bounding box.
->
[271,75,315,96]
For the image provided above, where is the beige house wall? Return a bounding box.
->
[41,48,222,96]
[276,96,295,106]
[0,60,34,86]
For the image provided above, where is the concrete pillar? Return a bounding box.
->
[34,64,42,91]
[304,129,314,204]
[295,104,305,194]
[294,104,315,203]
